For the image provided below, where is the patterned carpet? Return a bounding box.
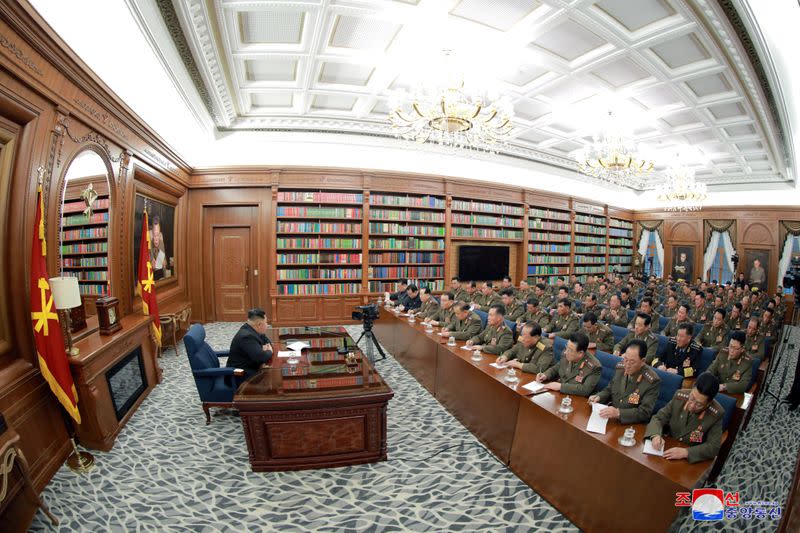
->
[29,322,577,532]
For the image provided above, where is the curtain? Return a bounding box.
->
[703,231,722,281]
[638,229,650,260]
[654,230,665,276]
[778,221,800,288]
[704,220,736,251]
[720,231,736,277]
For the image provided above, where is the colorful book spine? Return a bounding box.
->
[277,268,362,280]
[369,209,445,222]
[451,200,524,216]
[609,218,633,229]
[575,245,606,254]
[528,255,570,264]
[369,223,445,236]
[528,208,571,221]
[64,270,108,281]
[368,252,444,264]
[529,220,571,231]
[276,238,361,249]
[277,222,361,233]
[63,198,110,213]
[369,195,445,209]
[574,255,607,264]
[528,243,571,253]
[276,207,362,218]
[528,265,570,275]
[574,234,606,244]
[370,266,443,278]
[574,223,606,235]
[277,192,363,203]
[609,255,633,264]
[369,239,444,250]
[451,227,522,239]
[62,212,110,226]
[609,228,633,238]
[574,266,607,274]
[574,214,606,225]
[62,227,108,240]
[451,213,523,227]
[78,284,109,296]
[277,283,361,295]
[61,242,108,254]
[63,257,108,267]
[368,279,444,292]
[529,232,571,242]
[277,253,362,265]
[608,238,631,246]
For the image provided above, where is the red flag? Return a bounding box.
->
[137,209,161,345]
[30,184,80,423]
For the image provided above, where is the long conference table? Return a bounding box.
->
[373,309,710,533]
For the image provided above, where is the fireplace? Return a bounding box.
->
[105,346,147,421]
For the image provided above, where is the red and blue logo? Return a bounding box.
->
[691,489,725,521]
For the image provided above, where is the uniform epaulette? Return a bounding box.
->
[535,341,545,351]
[643,367,658,383]
[646,332,657,340]
[675,389,691,400]
[707,402,722,416]
[667,337,677,344]
[615,361,625,369]
[742,354,753,361]
[585,358,597,368]
[690,340,702,350]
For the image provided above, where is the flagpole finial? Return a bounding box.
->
[36,165,45,185]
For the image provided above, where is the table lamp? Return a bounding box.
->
[49,276,82,356]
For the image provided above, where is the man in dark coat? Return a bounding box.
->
[227,308,273,378]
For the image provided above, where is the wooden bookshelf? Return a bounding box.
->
[60,177,110,299]
[572,207,608,280]
[609,217,634,275]
[527,206,572,283]
[367,192,446,293]
[450,198,524,241]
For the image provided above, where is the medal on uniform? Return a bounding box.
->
[752,344,757,351]
[491,338,497,346]
[716,335,722,343]
[690,426,704,443]
[733,370,741,381]
[683,357,691,368]
[575,373,583,383]
[628,391,640,405]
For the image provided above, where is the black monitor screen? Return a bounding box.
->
[458,246,509,281]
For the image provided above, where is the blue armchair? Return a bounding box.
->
[183,324,245,424]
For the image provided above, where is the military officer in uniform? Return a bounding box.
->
[727,303,745,331]
[707,330,753,394]
[496,322,554,374]
[425,292,455,327]
[450,277,469,303]
[464,281,479,304]
[412,287,440,319]
[596,283,611,306]
[644,372,724,463]
[661,304,691,338]
[533,283,553,310]
[589,339,661,424]
[500,275,514,292]
[515,279,532,301]
[580,312,614,352]
[582,293,600,317]
[759,308,778,340]
[740,294,754,322]
[743,317,766,359]
[518,297,551,330]
[441,303,483,341]
[500,289,525,322]
[661,295,679,319]
[619,287,636,311]
[600,295,629,327]
[544,298,580,339]
[472,281,501,310]
[466,304,514,355]
[629,297,661,330]
[536,332,601,396]
[697,308,730,354]
[653,323,702,377]
[613,313,658,364]
[689,293,711,325]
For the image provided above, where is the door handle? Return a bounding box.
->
[245,266,250,289]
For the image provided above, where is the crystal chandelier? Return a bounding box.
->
[656,165,707,211]
[576,111,654,189]
[388,50,514,152]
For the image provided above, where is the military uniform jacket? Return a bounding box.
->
[758,321,777,340]
[653,339,702,377]
[628,310,661,330]
[469,323,514,355]
[645,390,724,464]
[446,312,483,340]
[596,292,611,306]
[542,353,601,396]
[453,288,470,304]
[428,306,454,326]
[549,313,580,338]
[661,306,678,319]
[743,333,765,359]
[726,314,745,331]
[514,288,532,301]
[595,364,661,424]
[601,307,629,328]
[583,324,614,352]
[416,299,440,319]
[697,324,729,353]
[504,301,525,322]
[662,317,692,338]
[539,293,555,309]
[707,349,753,394]
[613,331,659,364]
[473,292,502,309]
[520,309,551,329]
[502,338,554,374]
[689,305,712,325]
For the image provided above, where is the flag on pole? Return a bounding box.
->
[137,209,161,346]
[30,183,81,423]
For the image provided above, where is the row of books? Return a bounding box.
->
[63,198,109,214]
[451,213,523,227]
[64,270,108,281]
[306,352,350,363]
[529,220,570,232]
[61,242,108,254]
[370,195,445,209]
[62,227,108,241]
[277,222,361,233]
[79,284,109,296]
[369,209,445,222]
[277,207,362,218]
[575,246,605,254]
[574,235,607,245]
[277,238,361,249]
[528,243,571,253]
[528,265,570,275]
[609,247,630,255]
[277,283,361,295]
[369,238,444,250]
[529,208,571,221]
[62,212,109,226]
[368,252,444,263]
[63,257,108,267]
[278,253,362,265]
[609,237,631,247]
[277,269,362,280]
[277,191,363,203]
[574,255,607,264]
[452,227,523,239]
[609,228,633,238]
[609,218,633,229]
[574,223,606,235]
[369,223,446,236]
[528,255,570,265]
[530,232,570,242]
[610,255,633,264]
[451,199,524,216]
[369,266,443,278]
[574,214,606,226]
[368,279,445,292]
[574,265,607,274]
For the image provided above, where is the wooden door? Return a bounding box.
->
[213,227,252,321]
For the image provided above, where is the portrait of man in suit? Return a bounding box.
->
[671,247,694,281]
[746,251,769,291]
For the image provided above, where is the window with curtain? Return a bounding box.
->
[645,231,662,277]
[708,241,734,283]
[793,237,800,255]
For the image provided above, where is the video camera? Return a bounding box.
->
[352,303,380,322]
[783,256,800,293]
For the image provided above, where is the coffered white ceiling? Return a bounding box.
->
[134,0,793,190]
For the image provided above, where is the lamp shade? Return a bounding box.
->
[49,276,82,310]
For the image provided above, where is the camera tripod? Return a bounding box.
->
[354,320,387,363]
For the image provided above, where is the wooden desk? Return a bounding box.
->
[375,309,711,532]
[234,327,393,472]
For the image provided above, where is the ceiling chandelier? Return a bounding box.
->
[576,111,654,189]
[656,164,707,211]
[388,50,514,152]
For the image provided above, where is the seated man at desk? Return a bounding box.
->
[535,332,601,396]
[653,323,702,377]
[518,297,551,330]
[599,295,628,327]
[644,372,724,463]
[580,312,613,352]
[412,287,439,319]
[496,322,553,374]
[589,339,661,424]
[500,289,525,322]
[441,303,483,341]
[543,298,580,339]
[613,313,658,364]
[386,280,408,304]
[424,292,454,327]
[396,283,422,312]
[465,304,514,355]
[697,308,729,354]
[661,304,691,338]
[226,308,273,378]
[706,330,753,394]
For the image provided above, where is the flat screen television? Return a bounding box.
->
[458,246,509,281]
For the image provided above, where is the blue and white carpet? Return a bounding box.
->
[29,322,577,532]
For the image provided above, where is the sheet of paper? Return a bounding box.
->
[742,392,753,410]
[586,403,608,434]
[643,439,664,457]
[460,346,475,351]
[286,341,310,352]
[277,351,296,358]
[490,361,509,369]
[522,381,545,394]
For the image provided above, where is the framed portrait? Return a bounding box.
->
[744,249,770,292]
[671,246,695,282]
[133,194,175,284]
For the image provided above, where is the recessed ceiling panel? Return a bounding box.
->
[592,57,650,87]
[239,11,304,44]
[724,124,756,137]
[329,15,400,51]
[312,94,358,111]
[685,73,732,98]
[529,19,606,62]
[251,92,294,108]
[245,59,297,82]
[501,63,549,87]
[650,33,711,69]
[707,102,746,121]
[451,0,541,31]
[594,0,677,32]
[319,62,374,86]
